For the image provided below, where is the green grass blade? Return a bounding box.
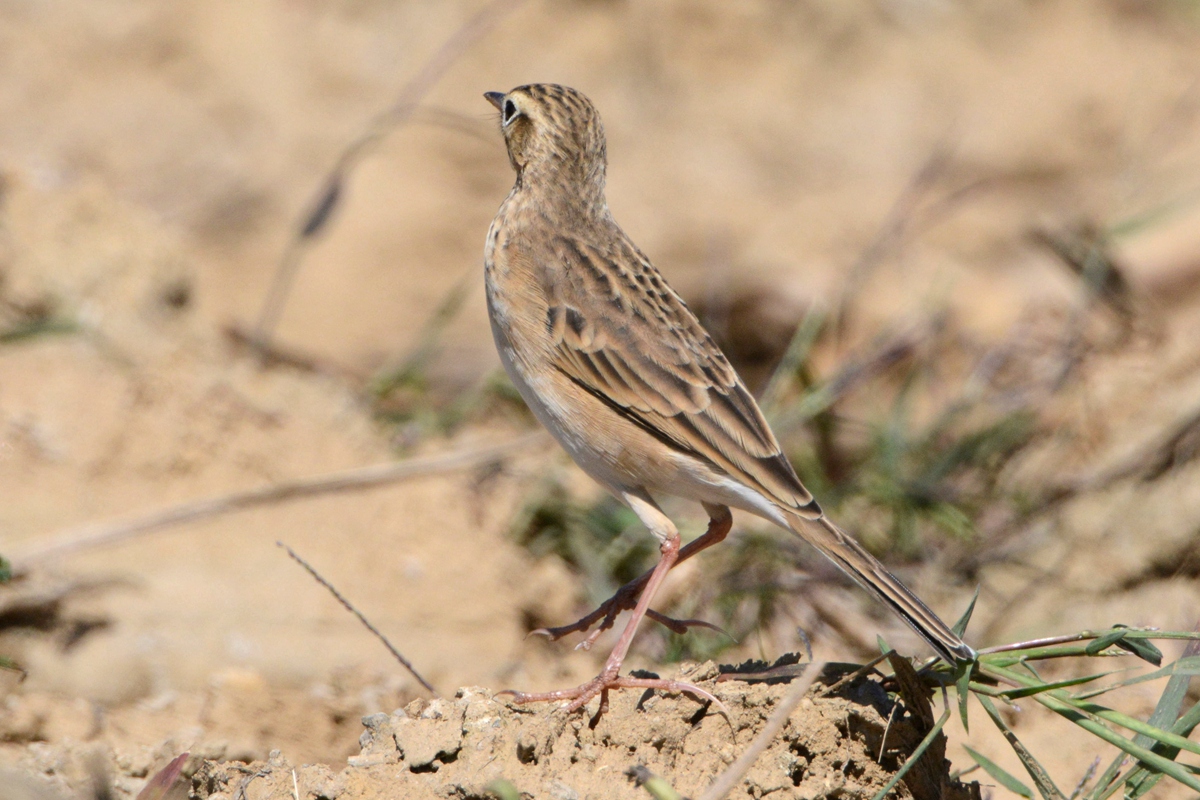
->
[952,586,980,638]
[486,779,521,800]
[1072,700,1200,757]
[1116,637,1163,666]
[957,665,972,733]
[979,629,1200,665]
[987,663,1200,757]
[1084,629,1127,656]
[1108,186,1200,239]
[964,744,1033,798]
[1072,656,1200,700]
[627,766,684,800]
[870,705,952,800]
[1121,642,1200,799]
[984,644,1101,667]
[639,776,684,800]
[983,664,1200,792]
[1124,766,1164,797]
[998,673,1112,700]
[1105,630,1200,642]
[1170,699,1200,740]
[1093,699,1200,800]
[966,681,1009,697]
[1145,655,1200,682]
[1086,755,1127,800]
[0,317,78,344]
[977,695,1065,800]
[1080,627,1162,665]
[1052,707,1200,792]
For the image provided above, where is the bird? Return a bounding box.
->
[482,83,975,711]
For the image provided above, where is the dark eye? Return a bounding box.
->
[503,99,519,125]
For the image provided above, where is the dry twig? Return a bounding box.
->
[278,542,437,695]
[697,661,826,800]
[249,0,527,353]
[12,432,546,570]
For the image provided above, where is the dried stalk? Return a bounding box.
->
[279,542,437,695]
[249,0,527,353]
[697,662,825,800]
[13,432,546,570]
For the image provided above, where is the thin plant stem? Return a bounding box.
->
[278,541,437,695]
[697,662,825,800]
[13,432,546,570]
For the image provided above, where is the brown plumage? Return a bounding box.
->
[484,84,973,711]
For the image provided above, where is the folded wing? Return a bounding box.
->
[545,233,819,517]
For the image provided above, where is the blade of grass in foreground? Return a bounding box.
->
[977,664,1200,793]
[952,589,980,733]
[957,664,972,733]
[1114,699,1200,798]
[869,705,952,800]
[951,587,980,639]
[983,664,1200,758]
[1084,629,1130,656]
[964,744,1033,799]
[633,771,684,800]
[486,779,521,800]
[1072,655,1200,700]
[760,306,825,417]
[979,658,1200,756]
[994,672,1114,701]
[976,694,1065,800]
[1099,637,1200,799]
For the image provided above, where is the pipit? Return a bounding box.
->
[484,84,974,711]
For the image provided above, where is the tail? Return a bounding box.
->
[785,511,976,664]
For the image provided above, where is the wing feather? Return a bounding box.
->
[546,234,816,513]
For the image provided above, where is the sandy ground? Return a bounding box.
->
[5,661,979,800]
[3,1,1200,797]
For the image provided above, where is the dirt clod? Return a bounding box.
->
[191,665,975,800]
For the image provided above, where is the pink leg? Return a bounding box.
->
[531,505,733,649]
[502,500,729,712]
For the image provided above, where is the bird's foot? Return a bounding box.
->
[529,511,735,649]
[498,670,725,714]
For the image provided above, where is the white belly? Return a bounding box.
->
[489,314,620,482]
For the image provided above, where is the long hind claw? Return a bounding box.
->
[528,599,730,650]
[528,606,618,644]
[528,580,643,644]
[645,610,735,641]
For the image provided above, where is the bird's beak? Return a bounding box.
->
[484,91,505,111]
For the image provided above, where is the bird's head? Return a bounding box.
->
[485,84,607,205]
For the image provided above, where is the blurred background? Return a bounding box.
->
[3,0,1200,790]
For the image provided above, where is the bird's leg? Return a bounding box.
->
[531,504,733,648]
[503,497,725,713]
